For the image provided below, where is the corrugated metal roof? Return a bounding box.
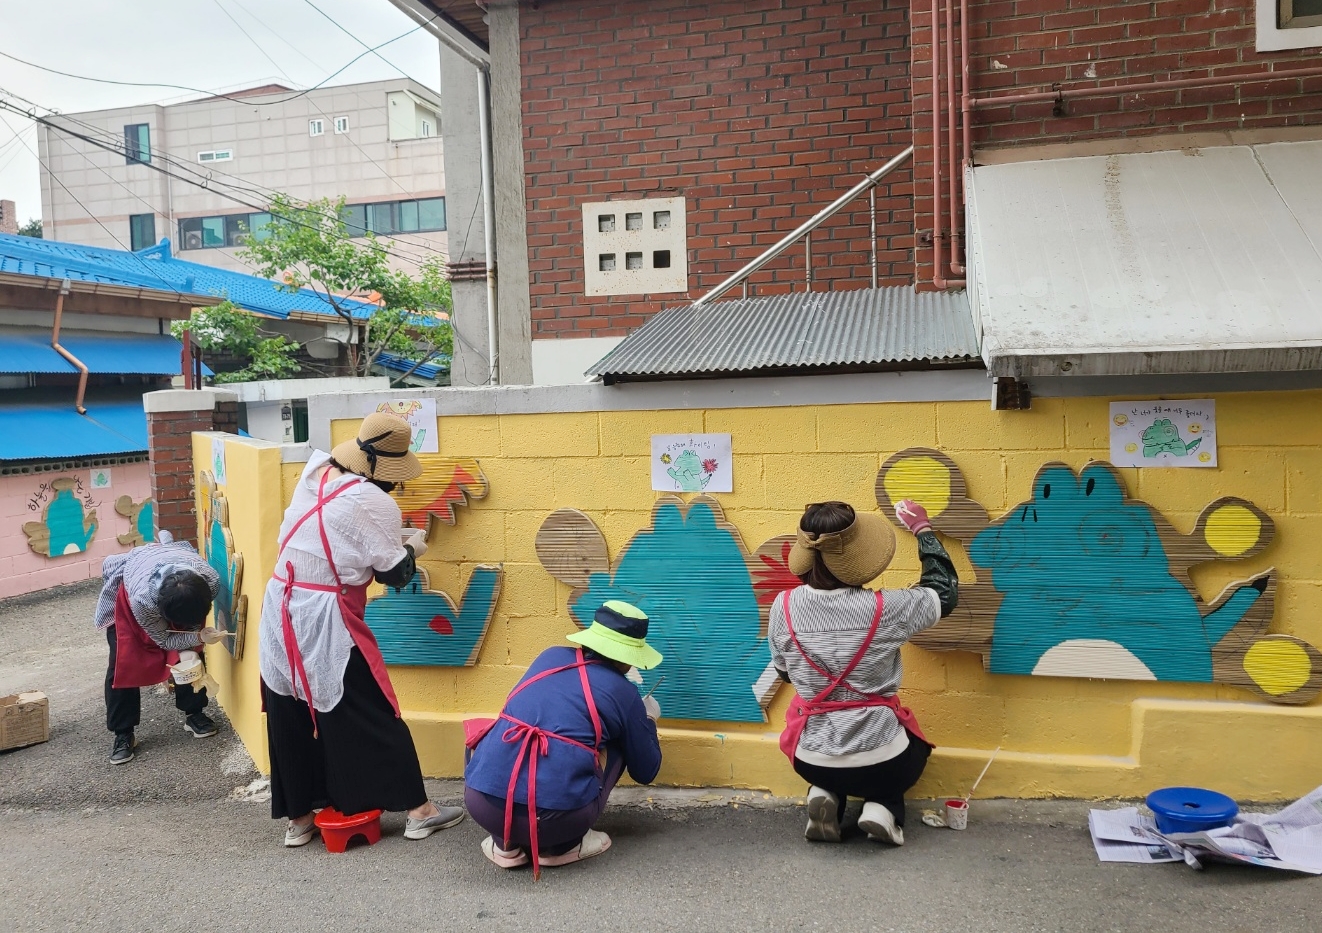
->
[0,333,213,376]
[0,233,379,321]
[585,286,979,382]
[967,141,1322,377]
[0,401,147,461]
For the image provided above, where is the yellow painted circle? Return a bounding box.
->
[1198,452,1211,462]
[1204,504,1260,556]
[1188,423,1202,434]
[1124,442,1138,453]
[883,456,952,517]
[1113,414,1128,426]
[1243,640,1312,697]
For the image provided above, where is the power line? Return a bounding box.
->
[299,0,413,80]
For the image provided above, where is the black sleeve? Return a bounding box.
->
[373,545,417,589]
[775,666,791,683]
[916,531,959,617]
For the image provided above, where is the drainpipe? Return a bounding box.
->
[477,66,499,385]
[930,0,965,290]
[50,278,89,415]
[945,0,965,277]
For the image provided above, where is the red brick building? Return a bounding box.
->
[397,0,1322,385]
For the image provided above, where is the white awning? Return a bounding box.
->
[966,141,1322,377]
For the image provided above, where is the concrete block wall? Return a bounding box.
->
[519,0,915,338]
[210,385,1322,800]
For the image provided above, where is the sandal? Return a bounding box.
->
[481,836,530,869]
[537,829,612,867]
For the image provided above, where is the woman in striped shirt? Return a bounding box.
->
[769,500,958,846]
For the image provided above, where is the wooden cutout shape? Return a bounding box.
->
[537,496,797,723]
[364,564,504,666]
[875,449,1322,705]
[22,477,98,557]
[115,496,155,547]
[198,470,247,660]
[392,456,488,538]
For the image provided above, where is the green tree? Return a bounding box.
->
[17,218,41,238]
[239,194,452,380]
[170,301,301,384]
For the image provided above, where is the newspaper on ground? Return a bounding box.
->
[1088,785,1322,874]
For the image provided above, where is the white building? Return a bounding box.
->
[36,79,448,277]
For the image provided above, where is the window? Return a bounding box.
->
[197,149,233,163]
[124,124,150,164]
[339,197,446,237]
[129,214,155,251]
[1259,0,1322,48]
[334,116,350,134]
[421,119,433,138]
[178,211,273,250]
[309,119,325,137]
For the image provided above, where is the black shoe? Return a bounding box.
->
[184,711,218,738]
[110,732,136,765]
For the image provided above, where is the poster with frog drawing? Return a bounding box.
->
[651,434,733,493]
[1110,400,1216,468]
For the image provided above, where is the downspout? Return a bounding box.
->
[477,66,499,385]
[50,278,89,415]
[930,0,964,290]
[946,0,965,277]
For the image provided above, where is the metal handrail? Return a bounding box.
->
[690,145,915,309]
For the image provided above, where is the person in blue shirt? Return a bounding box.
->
[464,600,663,875]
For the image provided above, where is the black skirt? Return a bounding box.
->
[264,647,427,819]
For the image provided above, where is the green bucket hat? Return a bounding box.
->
[567,600,663,670]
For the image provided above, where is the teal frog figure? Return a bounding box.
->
[970,463,1263,682]
[1142,418,1202,458]
[665,449,711,492]
[23,478,98,557]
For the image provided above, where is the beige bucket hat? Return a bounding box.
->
[787,507,896,587]
[329,412,422,483]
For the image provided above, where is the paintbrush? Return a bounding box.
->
[964,745,1001,802]
[642,676,665,698]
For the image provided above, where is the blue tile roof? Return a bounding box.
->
[0,333,213,376]
[374,351,448,381]
[0,233,380,321]
[0,400,148,461]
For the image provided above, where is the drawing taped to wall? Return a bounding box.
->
[365,399,439,454]
[651,434,733,493]
[536,496,797,722]
[114,495,156,547]
[22,476,98,557]
[875,448,1322,704]
[364,565,504,666]
[1110,399,1216,468]
[198,471,246,659]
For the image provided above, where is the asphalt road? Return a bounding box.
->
[2,583,1318,933]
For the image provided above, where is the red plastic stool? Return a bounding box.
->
[314,807,383,853]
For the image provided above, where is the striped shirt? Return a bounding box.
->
[94,534,219,652]
[769,584,940,767]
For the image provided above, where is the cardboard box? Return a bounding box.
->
[0,692,49,751]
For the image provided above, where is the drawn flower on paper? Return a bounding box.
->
[702,458,719,474]
[1198,452,1212,463]
[1114,414,1128,426]
[660,453,672,464]
[1125,443,1138,453]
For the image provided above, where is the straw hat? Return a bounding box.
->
[788,507,896,587]
[329,412,422,483]
[567,600,664,670]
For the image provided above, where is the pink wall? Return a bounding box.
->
[0,460,153,600]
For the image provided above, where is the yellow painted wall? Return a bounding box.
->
[200,391,1322,801]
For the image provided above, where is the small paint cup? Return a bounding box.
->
[171,658,203,686]
[944,798,969,831]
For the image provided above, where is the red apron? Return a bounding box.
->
[269,469,401,736]
[464,649,603,880]
[779,588,930,762]
[111,584,181,689]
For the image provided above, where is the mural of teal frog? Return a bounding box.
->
[23,477,98,557]
[1142,419,1202,458]
[665,449,712,492]
[875,448,1322,705]
[971,464,1262,682]
[537,497,797,723]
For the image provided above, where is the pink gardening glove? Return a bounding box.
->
[894,500,933,535]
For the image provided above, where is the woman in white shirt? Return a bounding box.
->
[258,412,464,848]
[769,500,958,846]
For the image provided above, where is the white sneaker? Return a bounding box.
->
[804,786,841,842]
[858,801,904,845]
[284,819,318,848]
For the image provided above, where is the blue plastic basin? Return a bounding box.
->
[1146,786,1239,835]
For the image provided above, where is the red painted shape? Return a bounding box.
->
[403,465,482,527]
[429,615,454,636]
[753,541,800,606]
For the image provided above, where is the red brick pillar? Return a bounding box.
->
[143,389,239,548]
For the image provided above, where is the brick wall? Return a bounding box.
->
[147,397,238,547]
[520,0,915,338]
[910,0,1322,284]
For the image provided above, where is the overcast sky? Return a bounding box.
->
[0,0,441,225]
